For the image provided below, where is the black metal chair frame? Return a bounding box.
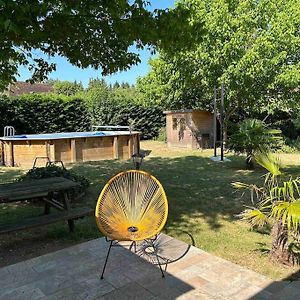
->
[100,231,195,280]
[100,234,166,279]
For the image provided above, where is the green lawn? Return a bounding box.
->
[1,140,300,279]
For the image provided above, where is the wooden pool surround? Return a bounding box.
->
[0,132,140,167]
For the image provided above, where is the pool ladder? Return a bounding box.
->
[3,126,15,137]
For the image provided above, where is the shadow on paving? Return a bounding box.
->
[134,232,195,268]
[0,237,195,299]
[250,269,300,299]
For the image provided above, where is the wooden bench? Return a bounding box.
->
[0,207,94,234]
[0,177,93,234]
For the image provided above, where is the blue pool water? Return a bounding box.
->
[0,131,133,140]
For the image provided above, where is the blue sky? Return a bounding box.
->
[18,0,175,87]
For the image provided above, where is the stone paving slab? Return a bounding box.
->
[0,234,298,299]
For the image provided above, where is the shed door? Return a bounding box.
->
[167,114,193,148]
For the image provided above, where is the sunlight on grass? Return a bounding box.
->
[0,168,24,183]
[1,141,300,279]
[278,153,300,166]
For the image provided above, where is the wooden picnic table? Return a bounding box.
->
[0,177,78,202]
[0,177,94,234]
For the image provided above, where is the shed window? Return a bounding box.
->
[172,118,178,130]
[179,118,186,130]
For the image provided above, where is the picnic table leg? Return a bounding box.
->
[44,203,51,215]
[68,219,75,232]
[44,192,53,215]
[63,191,75,232]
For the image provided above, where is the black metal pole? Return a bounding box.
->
[213,85,217,157]
[220,83,224,161]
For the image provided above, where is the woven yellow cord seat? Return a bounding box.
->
[95,170,168,278]
[96,170,168,241]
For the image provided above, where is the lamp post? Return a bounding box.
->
[131,153,145,170]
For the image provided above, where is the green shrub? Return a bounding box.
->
[0,96,15,131]
[228,119,283,168]
[155,127,167,142]
[281,138,300,153]
[234,150,300,265]
[17,165,90,193]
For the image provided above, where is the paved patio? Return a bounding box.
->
[0,234,299,299]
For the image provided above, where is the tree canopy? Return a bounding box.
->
[0,0,196,91]
[53,80,84,96]
[137,0,300,116]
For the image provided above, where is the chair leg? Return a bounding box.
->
[100,240,113,279]
[68,219,75,232]
[150,240,165,278]
[129,241,137,253]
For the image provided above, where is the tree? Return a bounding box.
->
[136,57,183,108]
[110,85,139,105]
[0,0,194,91]
[53,81,84,96]
[228,119,283,168]
[113,82,121,89]
[87,78,108,91]
[120,82,130,89]
[84,78,110,126]
[138,0,300,129]
[233,151,300,265]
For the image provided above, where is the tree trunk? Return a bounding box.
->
[246,152,254,169]
[223,121,228,147]
[270,221,291,264]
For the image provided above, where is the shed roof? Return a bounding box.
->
[163,109,212,115]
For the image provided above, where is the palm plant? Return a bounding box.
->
[233,150,300,265]
[228,119,283,168]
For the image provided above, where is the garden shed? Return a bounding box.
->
[164,109,215,149]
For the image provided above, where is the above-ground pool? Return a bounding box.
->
[0,131,140,167]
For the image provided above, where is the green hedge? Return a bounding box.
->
[0,94,90,134]
[0,94,164,139]
[88,98,165,139]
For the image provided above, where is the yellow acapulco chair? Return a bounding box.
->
[95,170,168,279]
